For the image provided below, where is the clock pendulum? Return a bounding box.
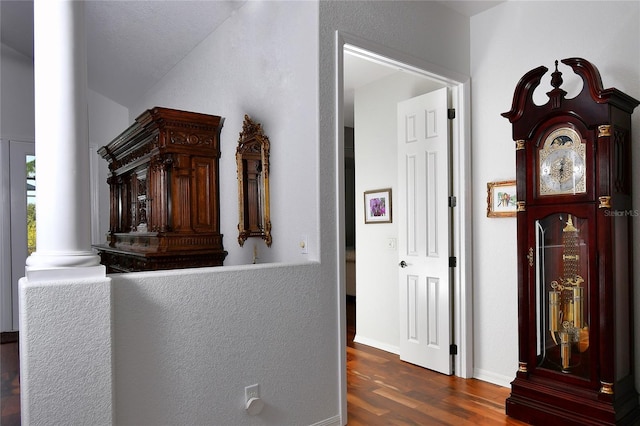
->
[547,215,588,372]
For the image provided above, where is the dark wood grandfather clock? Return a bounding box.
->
[502,58,639,424]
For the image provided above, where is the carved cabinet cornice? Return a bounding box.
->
[94,107,227,272]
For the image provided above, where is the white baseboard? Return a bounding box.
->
[353,335,399,355]
[473,367,514,388]
[309,414,341,426]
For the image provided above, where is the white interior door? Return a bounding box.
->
[397,88,452,375]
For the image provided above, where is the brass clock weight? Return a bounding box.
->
[547,214,587,372]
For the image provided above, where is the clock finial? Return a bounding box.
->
[547,59,567,108]
[550,60,563,90]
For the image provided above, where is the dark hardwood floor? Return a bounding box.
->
[346,297,527,425]
[1,300,525,425]
[1,332,20,426]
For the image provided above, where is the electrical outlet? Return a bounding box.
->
[245,384,260,401]
[244,383,264,415]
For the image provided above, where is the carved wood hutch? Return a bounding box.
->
[94,107,227,272]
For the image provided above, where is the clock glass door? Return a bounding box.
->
[534,212,591,380]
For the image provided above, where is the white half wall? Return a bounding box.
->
[470,0,640,387]
[19,276,113,425]
[112,263,336,426]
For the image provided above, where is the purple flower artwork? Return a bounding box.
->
[369,197,386,217]
[364,188,392,223]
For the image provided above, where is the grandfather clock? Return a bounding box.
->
[502,58,639,424]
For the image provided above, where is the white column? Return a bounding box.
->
[20,4,113,423]
[26,0,104,280]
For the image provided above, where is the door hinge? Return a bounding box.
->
[450,344,458,355]
[448,195,457,207]
[449,256,457,268]
[447,108,456,120]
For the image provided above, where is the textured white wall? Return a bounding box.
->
[112,263,335,426]
[129,0,319,267]
[470,0,640,386]
[109,2,338,425]
[354,73,443,353]
[19,276,113,425]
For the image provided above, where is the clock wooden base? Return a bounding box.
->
[506,376,640,426]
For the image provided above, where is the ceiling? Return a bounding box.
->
[1,0,502,110]
[435,0,504,17]
[0,0,246,107]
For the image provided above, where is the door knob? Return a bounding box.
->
[399,260,408,268]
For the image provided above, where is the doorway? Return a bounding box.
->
[0,139,35,332]
[337,32,474,418]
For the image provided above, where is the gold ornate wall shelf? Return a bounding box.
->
[236,114,271,247]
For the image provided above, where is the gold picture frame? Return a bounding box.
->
[237,115,272,246]
[364,188,392,224]
[487,180,517,217]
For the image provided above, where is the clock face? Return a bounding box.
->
[539,127,586,196]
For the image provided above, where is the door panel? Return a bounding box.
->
[398,88,452,375]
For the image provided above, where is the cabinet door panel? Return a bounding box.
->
[191,156,217,232]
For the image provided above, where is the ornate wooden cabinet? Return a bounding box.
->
[502,58,639,424]
[94,107,227,272]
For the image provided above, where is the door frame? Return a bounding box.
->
[0,139,35,332]
[335,30,474,419]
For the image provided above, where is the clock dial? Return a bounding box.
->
[539,127,586,196]
[540,148,585,192]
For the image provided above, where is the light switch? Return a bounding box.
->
[387,238,397,250]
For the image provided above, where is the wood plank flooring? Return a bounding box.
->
[346,297,528,425]
[1,300,527,425]
[0,332,20,426]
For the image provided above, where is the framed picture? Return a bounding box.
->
[364,188,392,224]
[487,180,517,217]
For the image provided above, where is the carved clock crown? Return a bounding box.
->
[502,58,639,141]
